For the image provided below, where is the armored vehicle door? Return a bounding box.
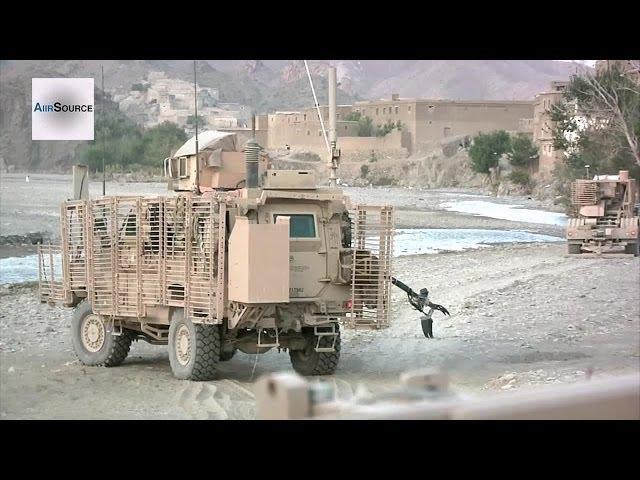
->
[347,205,394,329]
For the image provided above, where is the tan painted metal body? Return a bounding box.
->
[566,170,639,255]
[38,143,393,363]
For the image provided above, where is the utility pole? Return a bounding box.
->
[101,65,106,196]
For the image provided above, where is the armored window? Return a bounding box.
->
[179,157,187,178]
[408,105,412,112]
[395,106,399,114]
[274,214,316,238]
[383,108,386,114]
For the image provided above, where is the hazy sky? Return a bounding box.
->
[557,60,596,67]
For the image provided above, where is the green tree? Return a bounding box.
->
[344,111,362,122]
[551,63,640,184]
[75,113,187,172]
[141,121,187,166]
[131,83,149,92]
[509,170,533,188]
[345,111,377,137]
[468,130,511,174]
[75,109,143,172]
[186,115,206,128]
[376,120,399,137]
[508,133,538,167]
[357,115,375,136]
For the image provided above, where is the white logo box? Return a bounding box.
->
[32,78,95,140]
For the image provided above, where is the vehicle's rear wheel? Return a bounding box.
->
[289,325,341,376]
[567,243,582,254]
[220,348,237,362]
[168,310,220,381]
[71,301,133,367]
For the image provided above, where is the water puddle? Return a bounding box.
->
[0,228,563,284]
[440,200,567,226]
[0,255,61,285]
[394,228,563,256]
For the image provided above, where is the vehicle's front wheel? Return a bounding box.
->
[220,348,237,362]
[289,325,341,376]
[168,310,220,381]
[71,301,133,367]
[625,241,639,256]
[567,243,582,255]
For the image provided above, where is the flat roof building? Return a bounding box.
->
[353,95,535,153]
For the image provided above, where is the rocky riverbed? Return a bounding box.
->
[0,175,638,419]
[0,244,638,419]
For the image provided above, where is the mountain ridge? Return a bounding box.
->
[0,60,589,171]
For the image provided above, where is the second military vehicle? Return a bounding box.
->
[566,170,639,256]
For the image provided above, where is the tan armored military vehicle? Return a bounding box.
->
[566,170,639,256]
[38,71,393,381]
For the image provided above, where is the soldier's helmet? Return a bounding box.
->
[419,288,429,297]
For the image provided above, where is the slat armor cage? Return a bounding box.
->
[38,196,226,324]
[348,205,394,329]
[571,181,599,207]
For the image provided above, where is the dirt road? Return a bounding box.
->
[1,243,637,419]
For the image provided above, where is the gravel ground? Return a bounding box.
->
[0,175,563,242]
[1,244,637,419]
[0,175,638,419]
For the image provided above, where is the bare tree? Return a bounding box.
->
[573,65,640,167]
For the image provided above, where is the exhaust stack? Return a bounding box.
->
[72,164,89,200]
[244,137,260,189]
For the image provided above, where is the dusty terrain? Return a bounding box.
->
[1,245,637,419]
[0,176,638,419]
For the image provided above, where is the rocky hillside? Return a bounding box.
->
[0,59,587,172]
[206,60,589,100]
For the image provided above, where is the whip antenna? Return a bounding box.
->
[304,60,331,155]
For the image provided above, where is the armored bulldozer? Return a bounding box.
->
[566,170,639,256]
[37,130,394,381]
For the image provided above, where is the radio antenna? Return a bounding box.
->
[101,64,106,196]
[193,60,201,194]
[304,60,331,155]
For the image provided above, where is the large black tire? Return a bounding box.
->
[625,241,639,256]
[168,310,220,381]
[567,243,582,255]
[219,348,237,362]
[289,325,341,376]
[71,301,133,367]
